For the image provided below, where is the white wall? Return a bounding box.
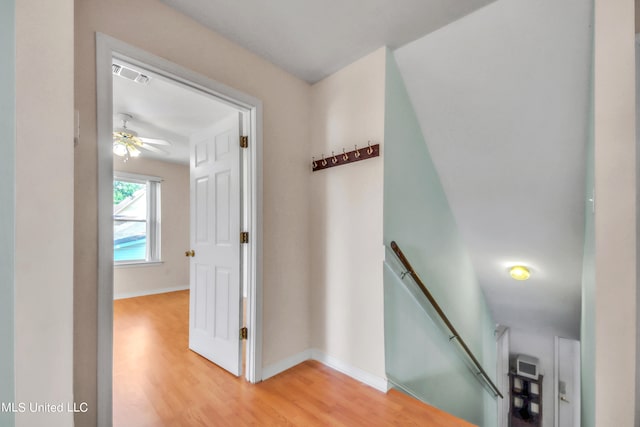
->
[75,1,311,424]
[636,32,640,427]
[509,329,555,427]
[113,156,189,298]
[593,0,637,426]
[15,0,74,426]
[0,2,15,426]
[309,47,386,380]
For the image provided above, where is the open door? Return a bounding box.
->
[188,113,242,376]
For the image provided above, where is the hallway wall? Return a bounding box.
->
[15,0,75,426]
[309,47,387,381]
[0,2,16,426]
[593,0,637,425]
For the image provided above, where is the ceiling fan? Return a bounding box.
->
[113,113,171,161]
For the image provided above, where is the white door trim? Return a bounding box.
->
[554,336,581,427]
[96,33,263,427]
[496,326,510,427]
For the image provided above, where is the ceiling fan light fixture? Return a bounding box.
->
[112,113,172,160]
[114,129,138,139]
[113,142,128,157]
[509,265,530,281]
[129,146,141,157]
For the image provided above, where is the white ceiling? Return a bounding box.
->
[113,61,236,164]
[394,0,592,338]
[160,0,496,83]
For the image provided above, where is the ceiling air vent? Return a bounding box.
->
[112,63,151,85]
[135,74,150,85]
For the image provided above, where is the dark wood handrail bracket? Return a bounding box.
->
[389,241,504,399]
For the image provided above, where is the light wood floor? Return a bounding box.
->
[114,290,475,426]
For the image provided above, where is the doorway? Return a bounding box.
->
[96,33,263,427]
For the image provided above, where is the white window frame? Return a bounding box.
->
[113,172,162,266]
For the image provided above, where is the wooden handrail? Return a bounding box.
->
[390,241,503,399]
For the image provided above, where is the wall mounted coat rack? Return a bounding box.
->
[312,142,380,172]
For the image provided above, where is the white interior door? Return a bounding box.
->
[189,113,242,376]
[556,337,581,427]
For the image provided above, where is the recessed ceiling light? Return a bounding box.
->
[509,266,530,281]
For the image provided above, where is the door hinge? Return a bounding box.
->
[240,136,248,148]
[240,231,249,244]
[240,327,248,340]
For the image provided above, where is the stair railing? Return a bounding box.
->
[386,240,503,399]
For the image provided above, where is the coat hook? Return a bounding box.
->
[311,143,378,172]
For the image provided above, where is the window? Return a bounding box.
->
[113,173,161,265]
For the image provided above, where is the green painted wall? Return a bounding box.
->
[580,30,595,427]
[383,51,497,427]
[637,38,640,427]
[0,1,16,426]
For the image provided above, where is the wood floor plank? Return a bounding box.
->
[114,290,476,426]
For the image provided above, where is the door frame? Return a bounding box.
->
[495,326,510,427]
[554,336,581,427]
[96,33,263,427]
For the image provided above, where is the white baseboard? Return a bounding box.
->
[261,348,388,393]
[114,285,189,300]
[311,349,389,393]
[262,349,312,380]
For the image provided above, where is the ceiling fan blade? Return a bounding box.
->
[139,137,171,146]
[139,143,170,155]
